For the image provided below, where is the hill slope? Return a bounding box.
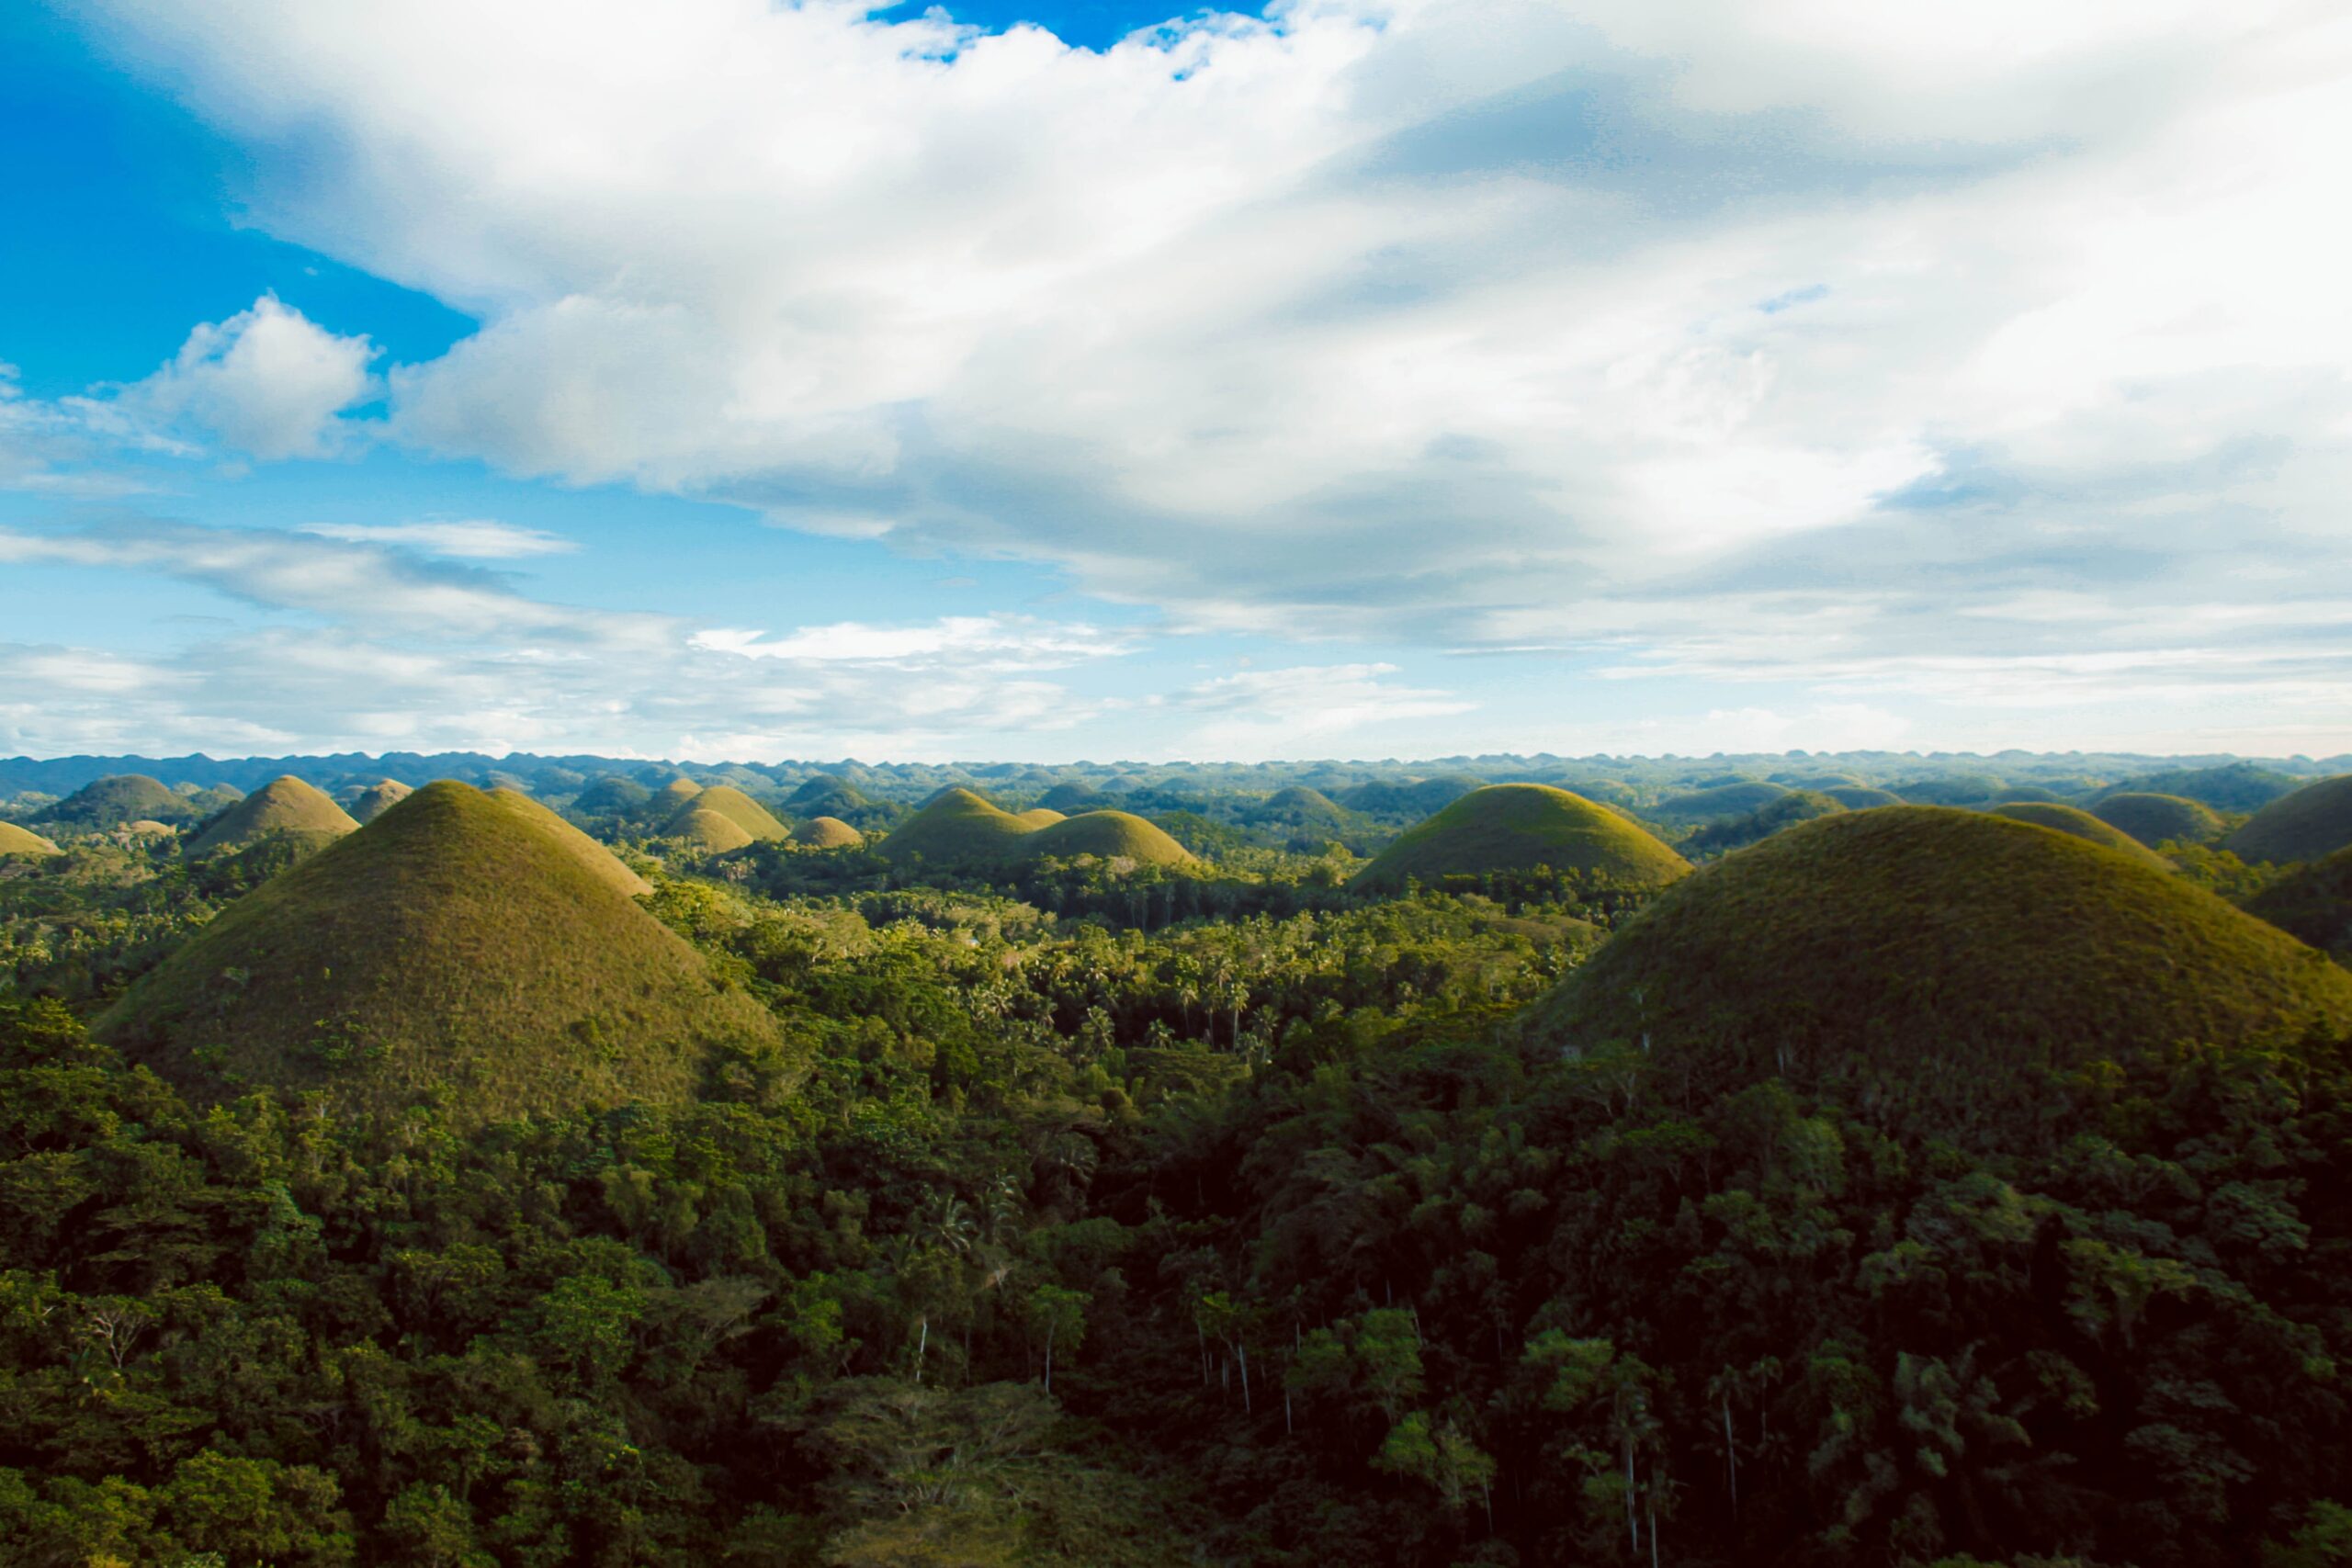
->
[1821,785,1904,809]
[667,784,788,842]
[185,776,359,857]
[1352,784,1690,895]
[793,816,863,848]
[2244,847,2352,961]
[1650,781,1792,822]
[1986,802,2172,869]
[2093,792,2226,848]
[485,789,651,897]
[1023,811,1193,866]
[45,774,193,827]
[877,788,1039,865]
[347,779,415,824]
[668,805,757,852]
[1531,807,2352,1145]
[2226,775,2352,864]
[97,782,783,1123]
[0,822,61,858]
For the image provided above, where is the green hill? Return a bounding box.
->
[1530,807,2352,1145]
[1650,781,1792,822]
[184,776,359,857]
[187,784,246,816]
[2245,847,2352,961]
[2092,792,2226,848]
[347,779,414,824]
[45,774,193,827]
[1684,790,1845,856]
[2106,762,2301,813]
[669,784,788,842]
[1023,811,1193,867]
[1338,774,1487,818]
[1894,773,2007,806]
[668,805,757,852]
[574,775,653,816]
[1015,807,1068,829]
[96,782,783,1124]
[793,816,863,848]
[485,788,651,897]
[1039,782,1103,812]
[653,777,705,811]
[1352,784,1690,896]
[790,773,870,812]
[1821,785,1904,809]
[2226,775,2352,864]
[0,822,61,858]
[1986,801,2172,870]
[877,788,1040,865]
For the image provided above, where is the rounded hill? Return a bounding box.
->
[47,774,192,827]
[793,816,863,848]
[96,782,783,1124]
[669,806,757,852]
[653,777,705,809]
[1651,781,1791,823]
[185,776,358,857]
[2245,847,2352,962]
[1023,811,1193,867]
[1015,807,1068,829]
[668,784,787,843]
[2093,792,2226,849]
[1821,785,1904,810]
[789,773,869,810]
[877,788,1038,865]
[1531,808,2352,1143]
[485,789,651,897]
[2225,775,2352,864]
[1352,784,1690,896]
[574,775,653,816]
[0,822,62,859]
[1985,802,2171,869]
[347,780,415,824]
[1039,782,1103,812]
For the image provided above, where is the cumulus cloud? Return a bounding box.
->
[113,294,377,460]
[52,0,2352,733]
[1168,661,1472,759]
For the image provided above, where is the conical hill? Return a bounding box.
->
[2226,776,2352,864]
[1352,784,1690,895]
[0,822,61,858]
[1985,802,2171,869]
[794,816,863,848]
[348,779,414,823]
[666,784,787,843]
[2092,792,2225,849]
[1024,811,1193,866]
[96,782,783,1123]
[485,789,651,897]
[877,788,1039,864]
[654,777,705,809]
[185,776,358,857]
[670,806,757,852]
[47,774,192,827]
[1531,807,2352,1144]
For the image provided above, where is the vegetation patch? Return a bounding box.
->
[2092,790,2226,848]
[2245,846,2352,960]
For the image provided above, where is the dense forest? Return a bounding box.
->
[2,754,2350,1565]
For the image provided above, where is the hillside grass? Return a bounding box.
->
[2245,846,2352,961]
[97,781,785,1124]
[1986,801,2172,869]
[1352,784,1690,895]
[672,784,789,842]
[348,779,414,823]
[1821,785,1904,809]
[1023,810,1194,866]
[184,776,358,857]
[793,815,864,848]
[877,788,1041,865]
[46,774,192,826]
[2093,791,2226,848]
[669,805,758,852]
[2226,775,2352,864]
[486,788,651,897]
[0,822,61,858]
[1533,807,2352,1146]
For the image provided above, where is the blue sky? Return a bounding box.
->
[3,0,2347,763]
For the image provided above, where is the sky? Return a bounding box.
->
[2,0,2348,764]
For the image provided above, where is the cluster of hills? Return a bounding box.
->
[876,788,1193,869]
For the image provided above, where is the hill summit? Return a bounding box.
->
[46,774,194,827]
[1985,801,2171,870]
[1531,807,2352,1145]
[2226,775,2352,864]
[347,779,414,823]
[1351,784,1690,896]
[184,776,359,857]
[2092,792,2226,848]
[664,784,787,844]
[877,788,1041,864]
[793,816,863,848]
[97,782,784,1124]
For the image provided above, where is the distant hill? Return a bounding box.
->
[1015,807,1067,829]
[1684,790,1845,856]
[97,782,782,1124]
[2104,762,2302,813]
[653,777,705,810]
[668,805,758,852]
[1337,774,1485,818]
[793,816,863,848]
[1039,782,1103,812]
[790,773,870,811]
[186,784,246,816]
[2225,776,2352,864]
[0,822,61,858]
[45,774,195,827]
[1985,802,2172,870]
[878,789,1041,865]
[2092,792,2226,848]
[1821,785,1904,809]
[573,776,653,816]
[1024,811,1193,866]
[184,776,359,858]
[1650,781,1792,823]
[1530,807,2352,1145]
[1894,773,2006,806]
[1352,784,1690,896]
[2245,848,2352,962]
[347,779,415,824]
[669,784,788,843]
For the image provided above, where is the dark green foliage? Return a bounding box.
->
[2094,792,2228,849]
[572,774,653,816]
[2228,776,2352,865]
[2245,848,2352,960]
[1895,773,2007,806]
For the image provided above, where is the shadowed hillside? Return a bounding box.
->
[1986,801,2172,869]
[184,776,358,857]
[44,774,194,827]
[96,782,785,1123]
[346,779,414,823]
[1650,781,1792,822]
[1353,784,1690,895]
[2226,775,2352,864]
[2245,846,2352,961]
[1531,807,2352,1145]
[2093,791,2226,848]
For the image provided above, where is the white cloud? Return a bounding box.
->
[1168,661,1472,760]
[299,519,578,558]
[114,295,377,460]
[694,615,1134,669]
[51,0,2352,729]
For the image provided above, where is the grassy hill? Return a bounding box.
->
[1023,811,1194,866]
[1015,807,1068,829]
[1650,781,1792,822]
[2105,762,2301,813]
[2245,847,2352,962]
[2093,791,2226,848]
[485,788,651,897]
[653,777,705,810]
[185,776,359,857]
[1338,774,1486,818]
[45,774,194,827]
[574,775,653,816]
[1821,785,1904,809]
[1352,784,1690,896]
[669,784,788,842]
[96,782,784,1124]
[347,779,414,824]
[1040,782,1103,812]
[1531,807,2352,1146]
[2226,775,2352,864]
[668,805,757,852]
[793,816,863,848]
[789,773,866,808]
[1684,790,1845,857]
[1894,773,2007,806]
[1986,801,2172,869]
[877,788,1040,865]
[0,822,61,858]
